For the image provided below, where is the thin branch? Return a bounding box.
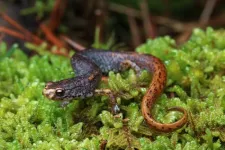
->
[60,35,86,51]
[40,23,66,48]
[152,16,185,32]
[94,0,107,44]
[0,12,42,44]
[0,12,29,34]
[140,0,156,39]
[0,26,41,43]
[109,3,185,32]
[109,2,141,18]
[199,0,217,25]
[48,0,67,31]
[110,2,225,33]
[127,16,141,48]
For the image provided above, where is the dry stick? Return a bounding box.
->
[127,16,141,48]
[40,23,66,48]
[110,2,224,33]
[199,0,217,25]
[109,3,185,33]
[40,24,70,57]
[140,0,156,39]
[109,2,141,18]
[110,2,224,44]
[48,0,67,31]
[0,26,36,42]
[95,10,104,44]
[178,0,217,44]
[60,35,86,51]
[175,25,195,44]
[0,27,68,57]
[0,13,68,57]
[176,12,225,44]
[0,13,43,44]
[95,0,107,44]
[152,16,185,32]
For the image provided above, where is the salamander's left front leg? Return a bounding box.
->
[95,89,120,115]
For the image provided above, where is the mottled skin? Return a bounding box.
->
[43,49,188,132]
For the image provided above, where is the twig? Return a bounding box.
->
[109,3,185,33]
[60,35,86,51]
[48,0,67,31]
[177,0,218,45]
[176,31,192,45]
[0,26,68,57]
[152,16,185,32]
[94,0,107,44]
[199,0,217,25]
[109,2,141,18]
[0,12,29,34]
[140,0,156,39]
[0,26,40,43]
[127,16,141,48]
[40,23,66,48]
[0,12,42,44]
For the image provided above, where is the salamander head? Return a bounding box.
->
[43,76,96,101]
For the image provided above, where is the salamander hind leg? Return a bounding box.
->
[95,89,120,115]
[120,60,141,75]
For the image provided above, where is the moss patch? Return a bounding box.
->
[0,27,225,149]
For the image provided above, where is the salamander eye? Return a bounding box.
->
[55,88,65,96]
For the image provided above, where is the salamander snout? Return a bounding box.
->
[43,82,65,100]
[43,82,56,99]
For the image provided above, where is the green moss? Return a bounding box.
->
[1,27,225,149]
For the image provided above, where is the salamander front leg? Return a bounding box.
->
[95,89,120,115]
[120,60,141,75]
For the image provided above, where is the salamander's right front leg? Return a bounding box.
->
[95,89,120,115]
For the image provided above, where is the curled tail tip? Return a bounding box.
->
[144,106,188,132]
[167,106,188,129]
[167,106,188,118]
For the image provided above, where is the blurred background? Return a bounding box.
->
[0,0,225,52]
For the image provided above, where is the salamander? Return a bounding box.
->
[43,49,188,132]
